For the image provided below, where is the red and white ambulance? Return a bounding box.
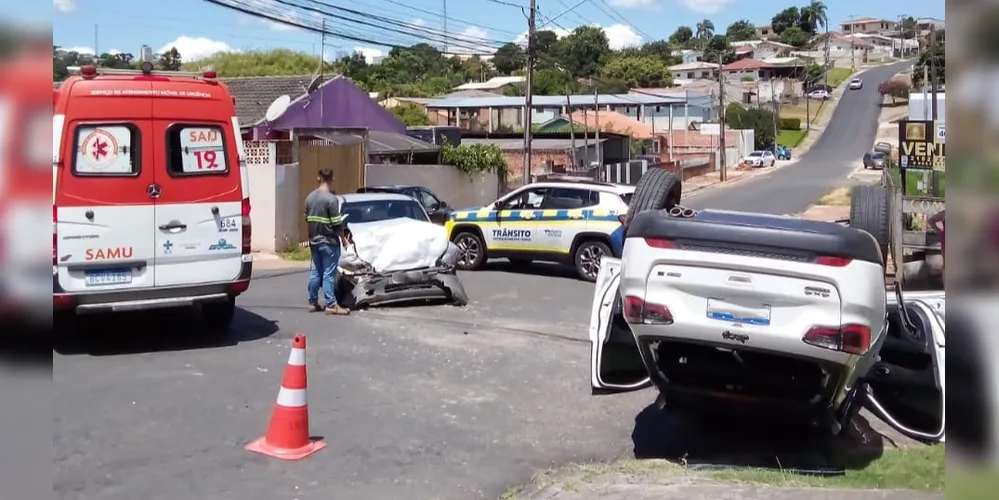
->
[53,62,252,331]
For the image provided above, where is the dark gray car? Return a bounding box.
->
[863,151,887,169]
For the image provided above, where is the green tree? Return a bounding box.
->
[529,67,579,95]
[668,26,694,49]
[728,108,775,149]
[599,55,673,88]
[702,35,735,64]
[337,52,369,78]
[770,7,801,36]
[779,26,810,48]
[639,40,678,64]
[556,26,611,78]
[157,47,182,71]
[799,1,828,35]
[492,42,526,75]
[913,29,945,88]
[99,52,134,69]
[184,49,334,76]
[533,30,561,69]
[725,19,757,41]
[389,104,432,126]
[695,19,715,48]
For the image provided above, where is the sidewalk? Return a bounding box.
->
[251,251,310,272]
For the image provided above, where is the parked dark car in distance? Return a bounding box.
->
[356,185,454,224]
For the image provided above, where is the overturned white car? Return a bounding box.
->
[336,193,467,308]
[590,169,944,441]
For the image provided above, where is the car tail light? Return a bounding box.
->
[53,294,74,309]
[644,238,674,249]
[229,281,250,294]
[241,198,252,254]
[803,324,871,355]
[53,205,58,266]
[815,255,852,267]
[622,295,673,325]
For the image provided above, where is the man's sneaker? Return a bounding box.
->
[324,305,350,316]
[307,302,323,312]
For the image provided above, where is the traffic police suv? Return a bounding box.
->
[444,180,635,281]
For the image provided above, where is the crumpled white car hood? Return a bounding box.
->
[340,217,451,273]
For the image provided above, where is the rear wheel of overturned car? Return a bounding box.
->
[452,230,486,270]
[625,168,682,229]
[575,240,612,282]
[202,296,236,334]
[849,185,890,264]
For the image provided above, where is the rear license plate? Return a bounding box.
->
[84,268,132,286]
[706,298,771,326]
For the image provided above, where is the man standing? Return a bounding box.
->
[304,169,350,315]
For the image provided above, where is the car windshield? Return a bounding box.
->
[872,152,886,159]
[342,199,429,224]
[852,79,861,83]
[620,192,633,204]
[749,152,763,157]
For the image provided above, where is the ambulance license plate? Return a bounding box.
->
[85,268,132,286]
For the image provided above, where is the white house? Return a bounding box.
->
[668,61,718,81]
[728,39,796,59]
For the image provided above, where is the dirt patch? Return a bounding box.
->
[816,187,852,206]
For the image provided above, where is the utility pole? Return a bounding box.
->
[320,19,326,76]
[770,78,778,149]
[593,81,601,168]
[522,0,536,186]
[567,93,576,167]
[717,55,727,182]
[442,0,448,55]
[94,24,99,63]
[929,25,938,121]
[823,23,830,87]
[846,15,856,70]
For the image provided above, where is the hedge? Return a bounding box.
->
[779,117,802,130]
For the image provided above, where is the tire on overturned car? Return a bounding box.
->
[625,168,682,230]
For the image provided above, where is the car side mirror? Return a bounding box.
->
[438,200,447,208]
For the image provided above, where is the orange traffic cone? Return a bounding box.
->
[246,334,327,460]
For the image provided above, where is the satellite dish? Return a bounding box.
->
[264,95,291,122]
[306,75,323,94]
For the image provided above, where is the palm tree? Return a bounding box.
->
[801,1,828,33]
[695,19,715,49]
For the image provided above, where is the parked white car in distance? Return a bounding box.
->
[848,78,863,90]
[742,150,776,167]
[808,89,830,100]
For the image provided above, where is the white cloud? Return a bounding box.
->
[108,49,122,55]
[353,47,384,64]
[603,24,643,50]
[514,24,641,50]
[412,18,426,26]
[158,37,237,62]
[609,0,658,7]
[676,0,737,14]
[450,26,496,55]
[61,46,95,55]
[53,0,75,13]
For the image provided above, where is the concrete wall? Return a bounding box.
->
[364,163,500,210]
[244,140,302,253]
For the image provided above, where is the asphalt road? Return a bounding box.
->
[686,61,912,215]
[53,65,913,500]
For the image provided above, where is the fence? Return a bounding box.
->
[599,156,715,185]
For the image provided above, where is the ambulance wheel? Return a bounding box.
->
[626,169,681,229]
[452,230,486,270]
[575,240,612,282]
[202,296,235,334]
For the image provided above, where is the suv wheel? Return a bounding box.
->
[575,240,611,282]
[453,231,487,270]
[202,296,236,333]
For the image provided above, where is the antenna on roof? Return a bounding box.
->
[264,94,291,123]
[306,75,322,94]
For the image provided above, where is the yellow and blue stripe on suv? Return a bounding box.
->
[444,207,627,256]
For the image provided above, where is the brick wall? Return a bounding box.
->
[657,152,716,181]
[501,149,572,182]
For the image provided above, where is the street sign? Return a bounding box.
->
[898,120,937,170]
[933,121,945,170]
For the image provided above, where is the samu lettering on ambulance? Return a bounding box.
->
[85,247,133,260]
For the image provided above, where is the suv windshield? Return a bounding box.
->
[342,199,429,223]
[620,192,633,205]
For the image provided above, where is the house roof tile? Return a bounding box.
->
[220,75,318,124]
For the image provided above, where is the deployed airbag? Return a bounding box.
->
[340,218,450,273]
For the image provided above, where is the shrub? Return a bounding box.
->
[779,117,802,130]
[878,79,911,104]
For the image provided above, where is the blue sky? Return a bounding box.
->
[48,0,944,63]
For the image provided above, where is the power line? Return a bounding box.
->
[206,0,499,54]
[590,0,655,42]
[374,0,522,37]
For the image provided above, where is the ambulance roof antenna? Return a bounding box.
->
[264,94,291,123]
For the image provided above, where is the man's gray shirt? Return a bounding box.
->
[303,188,346,245]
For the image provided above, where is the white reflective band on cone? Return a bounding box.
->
[276,387,307,407]
[287,347,306,366]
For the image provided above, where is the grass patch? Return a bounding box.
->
[781,100,828,125]
[280,245,311,261]
[826,67,855,88]
[816,187,852,206]
[707,445,945,492]
[777,128,807,148]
